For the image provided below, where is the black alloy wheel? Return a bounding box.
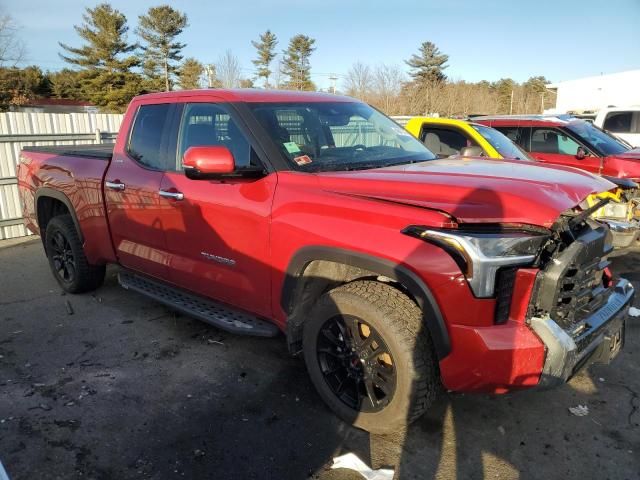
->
[316,314,396,413]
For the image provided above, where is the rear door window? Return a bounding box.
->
[127,104,172,170]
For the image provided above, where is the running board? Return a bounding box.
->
[118,271,279,337]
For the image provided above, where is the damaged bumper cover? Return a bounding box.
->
[530,279,634,388]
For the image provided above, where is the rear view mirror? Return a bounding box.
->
[182,146,235,179]
[576,146,587,160]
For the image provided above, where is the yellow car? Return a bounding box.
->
[405,117,530,160]
[405,117,639,250]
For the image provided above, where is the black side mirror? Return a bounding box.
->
[576,146,587,160]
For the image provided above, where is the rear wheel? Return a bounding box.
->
[45,215,105,293]
[303,280,439,434]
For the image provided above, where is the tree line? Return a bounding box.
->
[0,3,316,111]
[0,4,554,116]
[344,42,554,116]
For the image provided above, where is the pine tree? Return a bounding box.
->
[406,41,449,85]
[178,58,203,90]
[59,3,141,112]
[251,30,277,87]
[137,5,188,91]
[281,34,315,91]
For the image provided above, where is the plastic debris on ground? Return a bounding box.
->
[568,405,589,417]
[331,453,394,480]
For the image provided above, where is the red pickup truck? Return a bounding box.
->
[475,115,640,180]
[18,90,633,433]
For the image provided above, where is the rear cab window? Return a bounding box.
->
[127,103,172,170]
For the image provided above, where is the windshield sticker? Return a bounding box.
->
[293,155,312,166]
[283,142,302,154]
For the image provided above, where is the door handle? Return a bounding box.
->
[106,181,125,191]
[158,190,184,201]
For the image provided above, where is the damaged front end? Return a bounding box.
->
[586,183,640,251]
[527,206,634,387]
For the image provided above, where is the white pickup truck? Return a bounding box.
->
[594,107,640,148]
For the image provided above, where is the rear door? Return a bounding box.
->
[104,103,174,279]
[159,101,276,317]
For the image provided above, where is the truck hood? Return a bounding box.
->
[317,158,615,227]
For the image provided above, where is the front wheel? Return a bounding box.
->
[302,280,439,434]
[45,215,105,293]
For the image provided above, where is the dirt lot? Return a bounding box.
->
[0,238,639,480]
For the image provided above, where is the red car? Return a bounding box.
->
[475,115,640,180]
[17,90,633,433]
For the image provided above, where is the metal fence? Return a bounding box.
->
[0,112,413,241]
[0,112,123,240]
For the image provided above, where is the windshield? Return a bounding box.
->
[566,120,628,156]
[249,102,436,172]
[471,124,533,161]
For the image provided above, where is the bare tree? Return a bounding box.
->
[344,62,373,100]
[372,64,404,114]
[0,12,26,66]
[216,50,242,88]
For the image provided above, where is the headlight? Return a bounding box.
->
[403,226,549,298]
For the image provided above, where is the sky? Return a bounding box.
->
[3,0,640,90]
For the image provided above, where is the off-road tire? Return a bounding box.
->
[303,280,439,434]
[45,215,105,293]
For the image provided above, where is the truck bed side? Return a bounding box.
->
[17,147,117,265]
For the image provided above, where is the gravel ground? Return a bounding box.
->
[0,238,639,480]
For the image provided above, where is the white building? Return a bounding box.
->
[545,69,640,114]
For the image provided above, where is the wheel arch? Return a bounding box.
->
[35,188,83,243]
[281,246,451,360]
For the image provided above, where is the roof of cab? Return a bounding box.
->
[472,114,575,127]
[133,88,356,103]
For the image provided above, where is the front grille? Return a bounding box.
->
[531,223,613,330]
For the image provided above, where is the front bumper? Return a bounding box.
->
[529,279,634,388]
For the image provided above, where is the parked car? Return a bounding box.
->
[405,117,640,250]
[594,106,640,148]
[18,90,633,434]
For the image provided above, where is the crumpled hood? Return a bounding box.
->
[317,158,616,227]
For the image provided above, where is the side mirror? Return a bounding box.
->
[576,146,588,160]
[182,146,235,179]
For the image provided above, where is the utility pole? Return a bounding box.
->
[329,74,338,94]
[509,89,514,115]
[205,65,215,88]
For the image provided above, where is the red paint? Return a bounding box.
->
[20,90,617,395]
[477,118,640,179]
[183,146,235,174]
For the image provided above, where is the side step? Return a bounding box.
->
[118,271,280,337]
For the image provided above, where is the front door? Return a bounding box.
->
[159,102,275,317]
[527,127,602,173]
[104,103,173,280]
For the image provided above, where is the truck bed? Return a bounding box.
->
[22,143,114,160]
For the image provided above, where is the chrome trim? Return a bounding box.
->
[105,181,125,191]
[158,190,184,201]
